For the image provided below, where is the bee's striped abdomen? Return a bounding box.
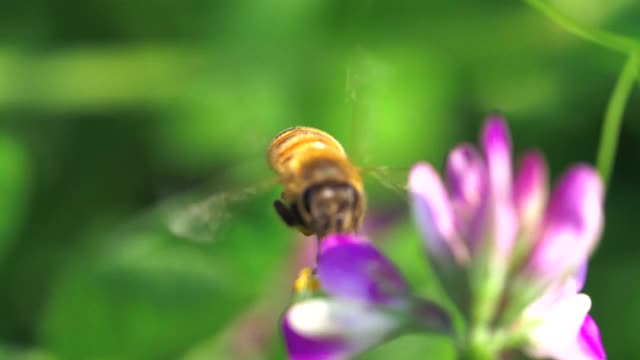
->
[268,127,346,175]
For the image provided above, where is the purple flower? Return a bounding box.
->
[282,234,451,360]
[409,115,606,359]
[523,265,606,360]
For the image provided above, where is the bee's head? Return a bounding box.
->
[302,183,363,238]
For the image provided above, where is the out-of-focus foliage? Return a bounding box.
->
[0,0,638,359]
[0,136,29,262]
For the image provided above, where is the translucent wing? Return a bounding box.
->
[158,177,279,243]
[159,167,409,244]
[360,165,411,196]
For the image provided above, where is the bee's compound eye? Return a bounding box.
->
[302,187,314,214]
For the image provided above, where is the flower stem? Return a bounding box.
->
[596,54,639,188]
[459,326,498,360]
[523,0,640,54]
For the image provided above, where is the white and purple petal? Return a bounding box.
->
[409,163,468,264]
[317,234,409,305]
[446,144,488,239]
[578,314,606,360]
[522,270,606,360]
[473,116,518,258]
[574,262,588,293]
[283,314,346,360]
[514,151,548,233]
[526,165,604,284]
[481,115,513,200]
[525,292,592,360]
[525,306,606,360]
[283,298,401,360]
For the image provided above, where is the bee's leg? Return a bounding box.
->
[274,200,297,226]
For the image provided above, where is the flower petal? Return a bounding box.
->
[527,165,604,283]
[283,298,401,360]
[578,314,606,360]
[283,322,344,360]
[523,273,604,360]
[319,233,368,254]
[514,151,548,232]
[521,276,581,320]
[481,115,513,200]
[317,234,409,305]
[446,144,488,238]
[525,293,593,360]
[574,262,588,293]
[409,163,467,263]
[475,116,518,258]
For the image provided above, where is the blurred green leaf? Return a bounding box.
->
[0,344,56,360]
[0,47,202,110]
[0,134,29,263]
[41,190,294,360]
[152,72,292,170]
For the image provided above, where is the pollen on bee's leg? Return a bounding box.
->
[293,267,321,295]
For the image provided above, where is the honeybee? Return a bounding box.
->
[268,126,365,239]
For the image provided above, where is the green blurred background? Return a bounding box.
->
[0,0,638,359]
